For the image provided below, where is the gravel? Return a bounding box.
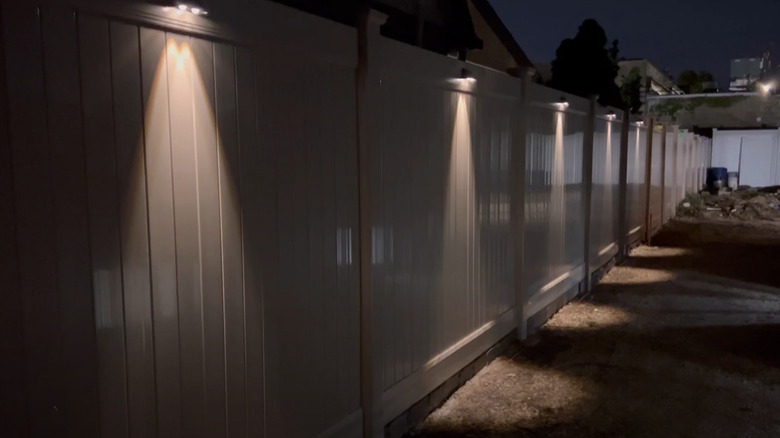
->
[413,219,780,438]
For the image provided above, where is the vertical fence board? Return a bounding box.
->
[305,71,327,426]
[110,20,157,438]
[78,14,130,438]
[0,1,28,435]
[317,66,341,418]
[236,47,265,438]
[191,37,228,438]
[4,3,65,436]
[139,25,182,438]
[42,8,100,436]
[263,54,304,436]
[166,32,206,438]
[215,42,247,438]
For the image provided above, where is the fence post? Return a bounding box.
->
[514,70,530,340]
[582,97,596,291]
[617,110,630,261]
[356,9,387,438]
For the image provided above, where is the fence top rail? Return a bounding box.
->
[527,82,590,114]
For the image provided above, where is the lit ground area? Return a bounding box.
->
[414,219,780,437]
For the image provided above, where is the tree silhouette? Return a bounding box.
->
[620,67,643,114]
[676,70,716,94]
[550,19,623,107]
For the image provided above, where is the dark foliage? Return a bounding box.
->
[621,67,643,114]
[676,70,716,94]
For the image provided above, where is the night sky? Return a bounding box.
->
[488,0,779,88]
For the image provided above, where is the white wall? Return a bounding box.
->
[712,129,780,187]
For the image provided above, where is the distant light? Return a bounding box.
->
[191,7,200,13]
[761,82,774,94]
[606,111,616,120]
[635,120,645,127]
[555,97,569,110]
[177,4,187,10]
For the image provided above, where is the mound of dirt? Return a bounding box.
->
[678,188,780,223]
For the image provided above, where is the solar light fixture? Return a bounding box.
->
[460,68,477,83]
[162,1,208,15]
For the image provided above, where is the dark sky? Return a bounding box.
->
[488,0,779,88]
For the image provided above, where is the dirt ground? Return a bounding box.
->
[414,219,780,438]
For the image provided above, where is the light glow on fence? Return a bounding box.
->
[112,37,239,325]
[442,94,478,333]
[550,112,565,263]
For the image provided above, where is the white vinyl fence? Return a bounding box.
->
[0,1,711,437]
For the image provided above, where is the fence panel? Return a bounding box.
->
[648,128,664,235]
[590,113,621,271]
[664,128,678,221]
[376,36,521,423]
[1,1,362,437]
[523,84,587,323]
[677,132,688,200]
[686,132,697,194]
[261,36,361,438]
[625,124,647,246]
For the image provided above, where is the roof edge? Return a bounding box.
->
[468,0,533,68]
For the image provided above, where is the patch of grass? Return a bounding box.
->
[650,95,749,118]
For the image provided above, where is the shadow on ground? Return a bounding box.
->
[645,220,780,289]
[412,219,780,438]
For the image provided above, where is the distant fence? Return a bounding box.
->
[0,1,711,437]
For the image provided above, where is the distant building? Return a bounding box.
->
[729,53,771,91]
[616,59,684,113]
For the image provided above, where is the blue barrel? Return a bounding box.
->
[706,167,728,188]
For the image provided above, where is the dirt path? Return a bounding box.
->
[414,219,780,437]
